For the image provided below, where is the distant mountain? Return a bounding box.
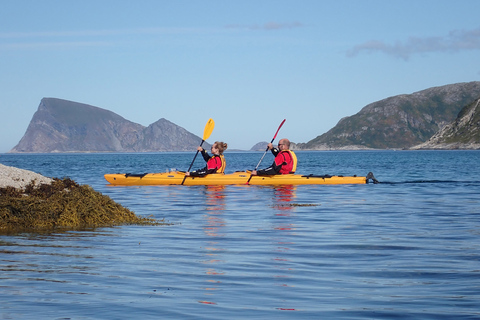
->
[299,81,480,150]
[250,141,301,151]
[10,98,207,153]
[250,141,269,151]
[412,98,480,149]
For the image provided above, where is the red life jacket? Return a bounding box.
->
[206,155,226,173]
[274,150,294,174]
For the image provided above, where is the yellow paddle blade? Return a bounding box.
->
[203,118,215,141]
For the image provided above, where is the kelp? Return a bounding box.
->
[0,178,163,233]
[272,203,319,208]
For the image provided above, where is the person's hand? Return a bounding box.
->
[185,172,190,176]
[267,143,273,150]
[251,170,257,176]
[197,146,204,152]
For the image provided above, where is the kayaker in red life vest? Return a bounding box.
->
[251,138,297,176]
[185,141,227,177]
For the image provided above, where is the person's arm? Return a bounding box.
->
[271,147,279,157]
[200,149,211,162]
[188,151,218,177]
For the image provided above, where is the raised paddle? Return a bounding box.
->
[246,119,286,184]
[181,118,215,185]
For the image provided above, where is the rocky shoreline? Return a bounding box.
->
[410,142,480,150]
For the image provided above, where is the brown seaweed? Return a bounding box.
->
[0,178,163,233]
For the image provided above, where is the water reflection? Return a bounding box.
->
[270,186,299,311]
[272,185,297,214]
[200,185,227,305]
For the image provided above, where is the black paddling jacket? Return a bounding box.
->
[189,150,226,177]
[256,148,295,175]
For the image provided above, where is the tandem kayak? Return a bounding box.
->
[104,171,379,186]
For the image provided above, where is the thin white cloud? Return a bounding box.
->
[225,22,303,31]
[0,24,302,51]
[347,26,480,60]
[0,27,202,39]
[1,41,112,50]
[0,27,212,51]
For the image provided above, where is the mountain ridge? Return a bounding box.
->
[10,81,480,153]
[10,98,207,153]
[297,81,480,150]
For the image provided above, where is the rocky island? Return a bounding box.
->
[10,98,208,153]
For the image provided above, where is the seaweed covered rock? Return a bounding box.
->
[0,177,161,233]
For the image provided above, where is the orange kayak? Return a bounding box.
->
[104,171,378,186]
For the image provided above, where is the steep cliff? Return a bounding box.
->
[412,98,480,149]
[300,81,480,150]
[10,98,205,153]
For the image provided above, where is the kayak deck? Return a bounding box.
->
[104,171,378,186]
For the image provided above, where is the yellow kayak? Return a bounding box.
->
[104,171,378,186]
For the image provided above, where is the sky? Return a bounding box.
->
[1,0,480,153]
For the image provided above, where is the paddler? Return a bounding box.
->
[185,141,228,177]
[251,138,297,176]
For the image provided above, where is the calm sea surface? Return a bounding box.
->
[1,151,480,319]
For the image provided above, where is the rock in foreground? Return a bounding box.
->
[0,163,53,189]
[0,165,162,233]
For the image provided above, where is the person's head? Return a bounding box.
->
[212,141,228,155]
[278,139,290,151]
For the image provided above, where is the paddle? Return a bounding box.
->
[246,119,286,184]
[181,118,215,185]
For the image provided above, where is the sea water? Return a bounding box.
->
[1,151,479,319]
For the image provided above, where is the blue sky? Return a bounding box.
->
[1,0,480,152]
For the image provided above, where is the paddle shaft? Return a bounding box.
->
[247,119,286,184]
[187,140,205,172]
[181,140,205,185]
[182,118,215,185]
[254,119,286,170]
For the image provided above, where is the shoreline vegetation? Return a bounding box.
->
[0,164,164,234]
